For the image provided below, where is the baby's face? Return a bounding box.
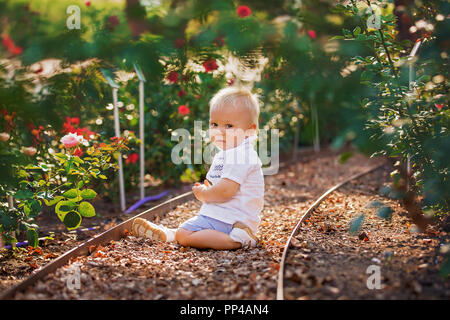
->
[209,102,256,150]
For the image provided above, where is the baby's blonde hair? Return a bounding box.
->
[209,86,260,129]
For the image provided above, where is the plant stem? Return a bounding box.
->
[364,0,399,82]
[377,29,399,82]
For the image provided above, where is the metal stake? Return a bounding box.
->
[7,195,15,248]
[406,40,422,191]
[101,68,126,212]
[312,103,320,152]
[134,63,147,200]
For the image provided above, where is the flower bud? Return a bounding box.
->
[0,132,10,142]
[22,146,37,156]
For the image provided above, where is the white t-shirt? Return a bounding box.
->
[198,135,265,233]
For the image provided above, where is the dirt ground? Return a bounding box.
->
[283,168,450,300]
[0,183,192,292]
[2,150,449,299]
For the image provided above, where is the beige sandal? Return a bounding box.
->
[231,222,260,247]
[131,218,167,241]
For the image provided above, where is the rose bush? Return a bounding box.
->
[0,95,128,246]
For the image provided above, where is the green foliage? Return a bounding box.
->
[0,1,448,252]
[377,206,393,220]
[333,1,449,212]
[349,214,365,234]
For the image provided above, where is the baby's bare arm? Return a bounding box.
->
[192,178,239,203]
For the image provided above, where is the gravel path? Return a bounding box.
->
[13,151,384,299]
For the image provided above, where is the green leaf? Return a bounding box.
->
[30,200,42,215]
[26,229,39,248]
[63,211,82,230]
[78,201,95,217]
[38,164,50,172]
[338,151,354,164]
[356,34,368,41]
[80,189,97,200]
[98,175,107,180]
[1,213,17,229]
[379,185,392,197]
[77,180,84,189]
[417,74,431,83]
[14,189,34,200]
[17,170,28,178]
[63,189,79,199]
[353,26,361,36]
[72,156,84,164]
[43,196,64,206]
[331,134,346,150]
[64,160,73,173]
[377,206,393,219]
[342,28,352,38]
[54,153,67,161]
[55,200,77,221]
[349,214,364,234]
[329,35,345,40]
[24,165,41,170]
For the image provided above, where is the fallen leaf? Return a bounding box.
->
[29,263,39,269]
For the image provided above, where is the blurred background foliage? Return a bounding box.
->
[0,0,448,219]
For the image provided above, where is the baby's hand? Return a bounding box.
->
[192,180,211,202]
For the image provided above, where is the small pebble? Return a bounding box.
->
[371,257,381,264]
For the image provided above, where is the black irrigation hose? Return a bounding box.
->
[276,163,385,300]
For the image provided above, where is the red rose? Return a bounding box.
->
[62,122,75,134]
[2,34,15,50]
[178,105,190,115]
[107,15,120,28]
[174,38,185,49]
[85,1,91,6]
[2,34,22,56]
[75,127,96,140]
[214,36,225,47]
[73,147,83,157]
[10,46,23,55]
[307,30,316,39]
[435,104,444,111]
[237,5,251,18]
[126,153,139,165]
[178,90,186,98]
[167,71,179,83]
[66,117,80,125]
[203,59,218,72]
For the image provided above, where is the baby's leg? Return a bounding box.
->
[176,228,241,250]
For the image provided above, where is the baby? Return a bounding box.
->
[131,86,265,250]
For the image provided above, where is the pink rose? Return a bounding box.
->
[22,146,37,156]
[60,132,84,148]
[0,132,10,142]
